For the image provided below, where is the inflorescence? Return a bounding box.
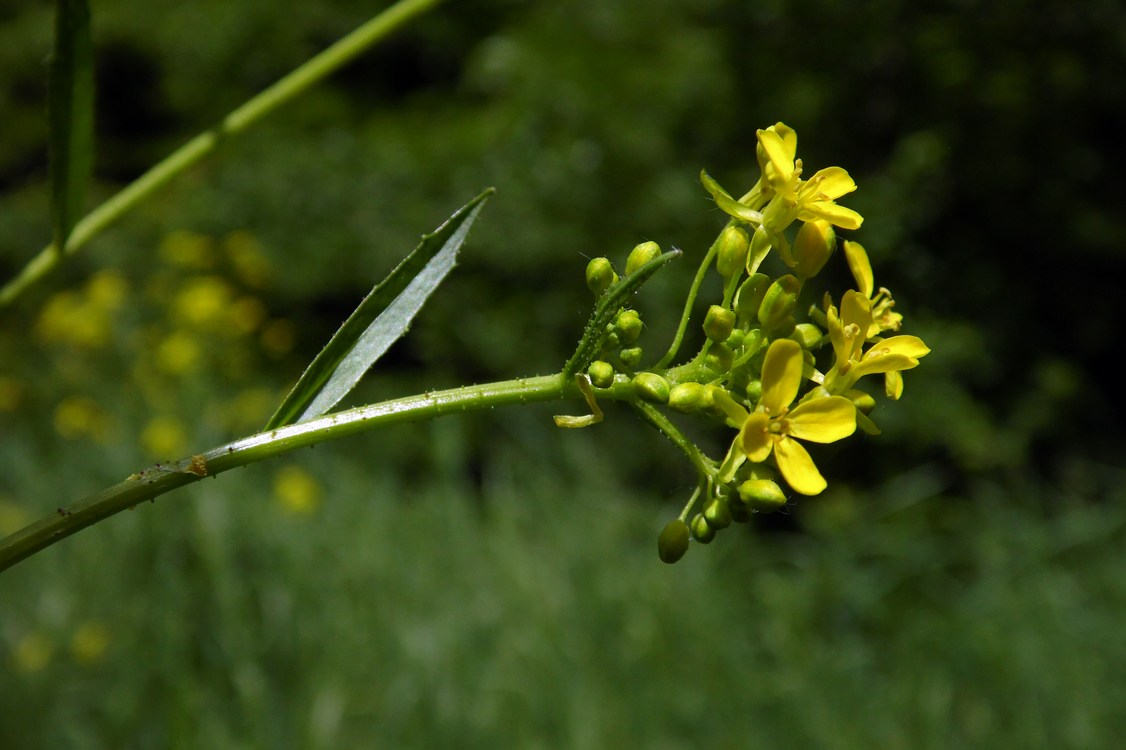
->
[566,123,930,564]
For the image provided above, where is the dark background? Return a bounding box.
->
[2,1,1124,746]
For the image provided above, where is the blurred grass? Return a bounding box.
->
[3,441,1125,748]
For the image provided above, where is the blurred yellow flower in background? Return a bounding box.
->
[273,465,323,515]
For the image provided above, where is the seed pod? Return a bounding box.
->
[632,372,670,404]
[715,225,751,278]
[703,305,736,343]
[658,519,690,563]
[585,257,617,297]
[738,479,787,512]
[587,360,615,388]
[625,241,661,275]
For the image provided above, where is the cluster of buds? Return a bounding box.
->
[574,123,930,564]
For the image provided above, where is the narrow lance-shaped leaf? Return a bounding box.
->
[48,0,95,254]
[265,188,494,429]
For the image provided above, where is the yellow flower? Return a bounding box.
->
[738,339,857,495]
[843,240,902,337]
[756,124,864,232]
[824,290,930,397]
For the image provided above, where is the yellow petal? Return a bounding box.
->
[852,353,919,378]
[843,240,874,299]
[801,202,864,230]
[840,291,873,360]
[801,167,857,200]
[739,412,774,463]
[786,396,857,443]
[774,437,827,495]
[885,370,904,400]
[772,122,798,159]
[757,129,794,183]
[826,303,849,365]
[760,338,803,414]
[870,335,931,359]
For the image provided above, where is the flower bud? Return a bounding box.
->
[632,372,670,404]
[735,273,771,322]
[789,323,822,350]
[738,479,787,512]
[585,257,617,297]
[757,274,800,331]
[704,343,733,373]
[725,329,746,350]
[619,347,643,367]
[715,225,751,278]
[690,513,715,543]
[587,360,614,388]
[625,241,661,275]
[658,519,690,563]
[703,305,736,343]
[744,379,762,403]
[703,497,732,530]
[791,220,836,278]
[845,388,876,414]
[615,309,643,343]
[667,382,706,413]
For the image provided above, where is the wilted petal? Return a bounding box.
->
[774,437,827,495]
[739,412,774,463]
[760,339,803,414]
[786,396,857,443]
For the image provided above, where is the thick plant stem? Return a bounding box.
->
[0,0,445,309]
[0,372,636,573]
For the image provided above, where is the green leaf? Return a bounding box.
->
[265,189,494,429]
[48,0,95,253]
[563,249,681,378]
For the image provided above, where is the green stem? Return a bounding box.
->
[654,239,720,369]
[0,0,445,309]
[0,372,635,573]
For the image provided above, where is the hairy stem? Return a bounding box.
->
[0,0,445,308]
[0,372,635,572]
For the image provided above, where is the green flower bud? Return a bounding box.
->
[735,273,771,322]
[658,519,690,563]
[703,305,736,343]
[587,360,614,388]
[728,495,750,523]
[715,225,751,278]
[789,323,823,350]
[667,382,706,413]
[757,274,800,331]
[625,241,661,275]
[744,379,762,403]
[619,346,643,367]
[704,497,732,530]
[845,388,877,414]
[791,219,836,278]
[632,372,670,404]
[616,309,643,343]
[738,479,788,513]
[690,513,715,543]
[585,257,617,297]
[603,331,622,351]
[725,329,746,350]
[704,343,733,373]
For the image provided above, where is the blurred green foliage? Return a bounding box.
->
[2,0,1124,746]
